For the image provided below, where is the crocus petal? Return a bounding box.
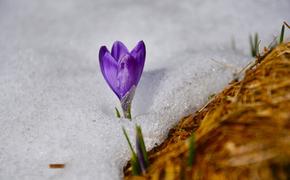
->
[99,47,120,98]
[117,54,139,98]
[99,46,108,61]
[111,41,129,61]
[130,41,146,82]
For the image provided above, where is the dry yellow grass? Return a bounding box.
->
[124,43,290,180]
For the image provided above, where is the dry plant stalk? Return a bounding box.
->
[49,164,65,169]
[124,43,290,180]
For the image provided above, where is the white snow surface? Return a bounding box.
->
[0,0,289,179]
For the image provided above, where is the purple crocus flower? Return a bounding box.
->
[99,40,146,119]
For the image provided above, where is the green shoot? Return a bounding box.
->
[115,107,121,118]
[136,125,149,169]
[123,126,150,176]
[188,133,196,167]
[122,127,141,175]
[122,127,135,155]
[279,24,285,44]
[130,155,141,176]
[208,93,216,100]
[249,33,260,57]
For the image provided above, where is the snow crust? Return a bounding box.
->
[0,0,289,179]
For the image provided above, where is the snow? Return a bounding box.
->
[0,0,289,179]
